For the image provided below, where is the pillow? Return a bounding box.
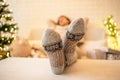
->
[77,40,107,59]
[85,40,107,49]
[10,38,31,57]
[29,40,47,58]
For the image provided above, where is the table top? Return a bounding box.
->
[0,58,120,80]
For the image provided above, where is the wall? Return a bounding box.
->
[8,0,120,38]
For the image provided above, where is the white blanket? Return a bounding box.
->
[0,58,120,80]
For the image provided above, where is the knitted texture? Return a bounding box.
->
[42,29,61,46]
[63,39,78,66]
[47,50,65,74]
[63,18,84,66]
[68,18,84,34]
[42,29,65,74]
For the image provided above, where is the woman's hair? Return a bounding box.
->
[57,15,71,26]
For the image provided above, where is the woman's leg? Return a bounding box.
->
[63,18,85,66]
[42,29,65,74]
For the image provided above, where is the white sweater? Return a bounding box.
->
[55,25,68,40]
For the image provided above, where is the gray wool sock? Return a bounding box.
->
[42,29,65,75]
[63,18,85,66]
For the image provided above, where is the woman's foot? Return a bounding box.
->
[42,29,65,75]
[63,18,85,66]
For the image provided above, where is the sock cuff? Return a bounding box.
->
[43,41,62,51]
[66,31,84,41]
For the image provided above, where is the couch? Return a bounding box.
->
[10,21,108,59]
[76,26,108,59]
[27,22,108,59]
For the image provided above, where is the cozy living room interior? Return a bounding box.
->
[0,0,120,80]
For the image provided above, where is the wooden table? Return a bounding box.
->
[0,58,120,80]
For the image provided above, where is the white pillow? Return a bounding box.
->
[77,39,107,59]
[84,40,106,50]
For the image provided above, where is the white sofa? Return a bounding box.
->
[77,26,108,59]
[10,22,108,59]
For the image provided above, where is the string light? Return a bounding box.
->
[8,40,10,43]
[104,15,119,50]
[114,23,117,26]
[5,28,8,31]
[110,28,113,31]
[109,19,114,24]
[2,37,4,40]
[0,1,18,60]
[10,28,14,32]
[14,25,17,28]
[3,48,6,51]
[0,47,2,51]
[6,51,10,57]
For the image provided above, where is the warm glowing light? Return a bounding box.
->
[5,28,8,31]
[0,47,2,50]
[2,37,4,40]
[0,0,18,60]
[106,25,109,28]
[6,52,10,57]
[14,25,17,28]
[114,23,117,26]
[108,31,111,35]
[114,30,117,33]
[109,19,114,24]
[104,15,119,50]
[3,48,6,51]
[10,28,14,32]
[110,28,113,31]
[109,24,112,27]
[8,40,10,43]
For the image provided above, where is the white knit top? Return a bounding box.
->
[55,25,68,40]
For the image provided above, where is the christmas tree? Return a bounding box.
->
[0,0,18,60]
[104,15,119,50]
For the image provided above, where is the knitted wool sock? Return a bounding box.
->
[63,18,85,66]
[42,29,65,75]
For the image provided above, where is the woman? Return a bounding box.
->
[43,18,85,74]
[49,15,71,40]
